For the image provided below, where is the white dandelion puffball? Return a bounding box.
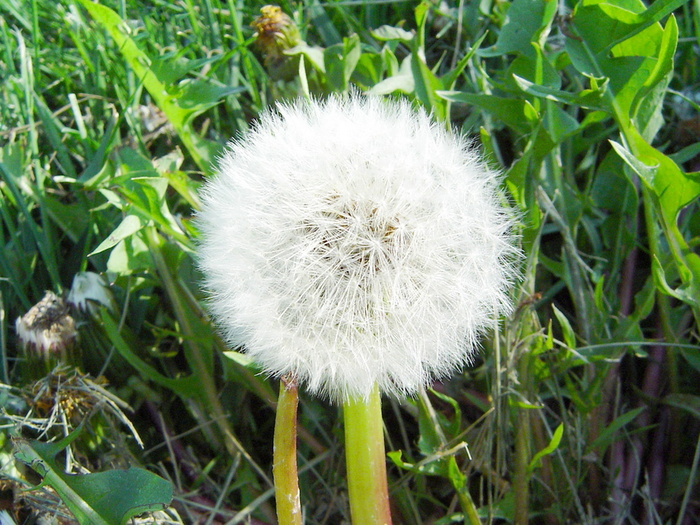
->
[198,94,517,403]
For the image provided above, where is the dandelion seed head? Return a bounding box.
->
[198,94,518,403]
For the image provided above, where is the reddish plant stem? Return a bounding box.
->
[595,226,640,512]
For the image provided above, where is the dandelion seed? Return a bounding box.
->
[197,94,517,404]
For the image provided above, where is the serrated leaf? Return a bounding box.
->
[610,136,700,226]
[565,0,681,140]
[610,133,700,312]
[13,427,172,525]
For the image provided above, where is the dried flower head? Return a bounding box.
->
[16,291,77,357]
[16,291,80,380]
[251,5,301,81]
[198,95,517,403]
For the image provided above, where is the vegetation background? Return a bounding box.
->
[0,0,699,523]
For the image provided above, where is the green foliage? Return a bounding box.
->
[75,0,234,172]
[13,426,172,525]
[0,0,698,523]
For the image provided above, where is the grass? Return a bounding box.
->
[1,0,699,523]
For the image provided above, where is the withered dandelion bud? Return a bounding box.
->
[251,5,302,81]
[16,291,79,377]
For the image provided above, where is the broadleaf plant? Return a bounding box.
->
[12,426,172,525]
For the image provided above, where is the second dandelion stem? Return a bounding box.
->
[344,384,393,525]
[273,375,302,525]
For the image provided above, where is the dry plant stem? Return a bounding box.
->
[344,384,392,525]
[273,375,302,525]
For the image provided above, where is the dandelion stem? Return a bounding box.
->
[344,384,393,525]
[273,375,302,525]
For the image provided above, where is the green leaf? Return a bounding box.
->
[324,34,362,92]
[586,407,646,456]
[610,136,700,224]
[651,254,700,309]
[544,103,580,144]
[108,148,191,248]
[438,92,534,134]
[149,54,220,86]
[105,233,152,275]
[287,43,326,74]
[40,193,90,244]
[503,146,533,212]
[663,394,700,420]
[429,388,462,437]
[552,305,576,349]
[34,94,78,179]
[368,58,415,96]
[176,77,243,113]
[410,20,444,117]
[101,309,203,398]
[633,19,677,140]
[13,427,172,525]
[371,25,414,43]
[387,450,413,471]
[89,215,144,257]
[512,74,607,110]
[223,350,257,369]
[510,400,542,410]
[527,423,564,473]
[440,31,488,89]
[600,0,689,51]
[565,0,681,139]
[505,43,560,90]
[609,123,700,316]
[479,0,557,58]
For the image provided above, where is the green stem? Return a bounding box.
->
[273,375,302,525]
[344,384,393,525]
[514,348,532,525]
[456,481,482,525]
